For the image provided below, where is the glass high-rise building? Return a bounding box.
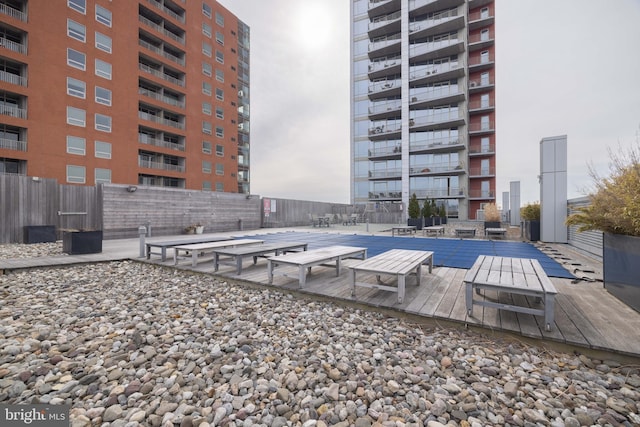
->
[350,0,495,219]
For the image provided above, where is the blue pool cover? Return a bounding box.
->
[239,231,575,279]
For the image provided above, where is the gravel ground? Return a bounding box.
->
[0,244,639,427]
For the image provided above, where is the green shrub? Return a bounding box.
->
[421,198,432,218]
[521,202,540,221]
[408,193,420,219]
[566,141,640,236]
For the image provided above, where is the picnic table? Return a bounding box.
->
[485,227,507,239]
[350,249,434,303]
[455,228,476,238]
[267,245,367,288]
[212,241,308,275]
[173,239,264,267]
[146,236,231,261]
[391,225,416,237]
[422,226,445,237]
[464,255,558,331]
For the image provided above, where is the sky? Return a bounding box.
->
[217,0,640,206]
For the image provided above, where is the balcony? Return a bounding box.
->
[138,156,185,173]
[138,38,185,67]
[468,30,494,52]
[368,33,401,58]
[468,189,495,200]
[139,14,185,46]
[410,110,465,131]
[368,144,401,159]
[0,104,26,119]
[138,110,185,130]
[138,87,185,109]
[368,10,401,38]
[369,122,401,140]
[368,191,402,200]
[368,58,401,80]
[409,85,465,109]
[410,162,464,176]
[0,69,26,87]
[139,62,185,87]
[409,61,464,86]
[410,0,464,16]
[468,121,494,135]
[368,99,401,120]
[0,38,26,55]
[468,77,494,93]
[368,0,401,19]
[0,136,26,151]
[468,98,494,114]
[468,8,494,31]
[369,167,402,180]
[468,143,495,156]
[138,133,185,151]
[410,137,464,154]
[144,0,185,23]
[409,9,464,39]
[0,2,26,22]
[468,53,494,72]
[468,165,495,177]
[410,187,465,199]
[368,79,401,100]
[409,38,465,63]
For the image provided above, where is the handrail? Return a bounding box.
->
[0,38,27,54]
[0,137,27,151]
[0,3,26,21]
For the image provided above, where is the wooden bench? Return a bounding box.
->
[464,255,558,331]
[485,227,507,239]
[212,241,308,275]
[422,226,445,237]
[173,239,264,267]
[146,236,231,261]
[350,249,434,303]
[391,226,416,237]
[267,245,367,288]
[455,228,476,238]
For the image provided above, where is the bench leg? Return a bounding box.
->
[267,260,274,284]
[298,266,307,288]
[351,269,356,298]
[465,282,474,316]
[236,256,243,275]
[397,274,405,304]
[544,294,556,331]
[416,264,422,286]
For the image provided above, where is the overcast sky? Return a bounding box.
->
[217,0,640,206]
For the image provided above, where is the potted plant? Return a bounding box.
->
[421,198,433,227]
[62,229,103,254]
[483,203,501,229]
[521,202,540,241]
[407,193,422,230]
[566,141,640,312]
[195,223,204,234]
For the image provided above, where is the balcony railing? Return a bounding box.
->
[468,9,494,23]
[368,58,400,75]
[409,188,464,199]
[410,38,461,57]
[468,54,494,67]
[0,105,26,119]
[369,145,401,157]
[0,3,26,21]
[138,63,185,87]
[0,70,26,86]
[368,33,401,52]
[409,8,459,34]
[138,157,185,172]
[468,31,494,44]
[0,137,26,151]
[138,111,185,130]
[369,11,401,32]
[369,168,402,179]
[410,110,463,128]
[369,122,402,136]
[410,162,464,175]
[410,137,462,152]
[138,87,185,108]
[368,191,402,200]
[469,77,494,89]
[409,61,462,81]
[0,38,26,54]
[468,99,494,110]
[410,85,462,104]
[138,39,185,66]
[368,99,401,115]
[468,122,495,133]
[468,189,495,199]
[468,166,495,176]
[368,79,399,94]
[139,15,185,45]
[144,0,185,23]
[469,144,495,155]
[138,133,185,151]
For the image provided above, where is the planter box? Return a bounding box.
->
[62,230,103,255]
[484,221,501,229]
[23,225,57,244]
[524,220,540,241]
[407,218,423,230]
[603,233,640,313]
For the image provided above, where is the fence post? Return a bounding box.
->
[138,226,147,258]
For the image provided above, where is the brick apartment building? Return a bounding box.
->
[0,0,250,193]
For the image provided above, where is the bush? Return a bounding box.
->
[521,202,540,221]
[566,141,640,236]
[421,198,432,218]
[408,193,420,219]
[483,203,501,222]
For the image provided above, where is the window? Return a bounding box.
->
[202,82,212,95]
[96,5,112,27]
[480,115,490,130]
[215,163,224,175]
[202,62,212,76]
[202,181,212,191]
[202,23,212,37]
[66,135,86,155]
[215,69,224,82]
[215,106,223,119]
[215,126,223,138]
[215,182,224,192]
[215,50,224,64]
[95,168,111,184]
[202,102,212,115]
[480,50,489,64]
[202,3,212,18]
[215,144,224,156]
[95,113,112,132]
[66,165,86,183]
[95,86,112,106]
[95,32,112,53]
[202,121,212,135]
[68,0,86,14]
[215,12,224,26]
[215,88,223,101]
[67,77,86,98]
[95,59,112,79]
[202,160,212,173]
[202,42,212,57]
[95,141,112,158]
[215,31,224,45]
[67,19,86,42]
[202,141,212,154]
[67,106,86,127]
[67,48,86,70]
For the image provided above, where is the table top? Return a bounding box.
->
[210,241,307,256]
[174,239,264,251]
[269,245,367,264]
[466,255,551,293]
